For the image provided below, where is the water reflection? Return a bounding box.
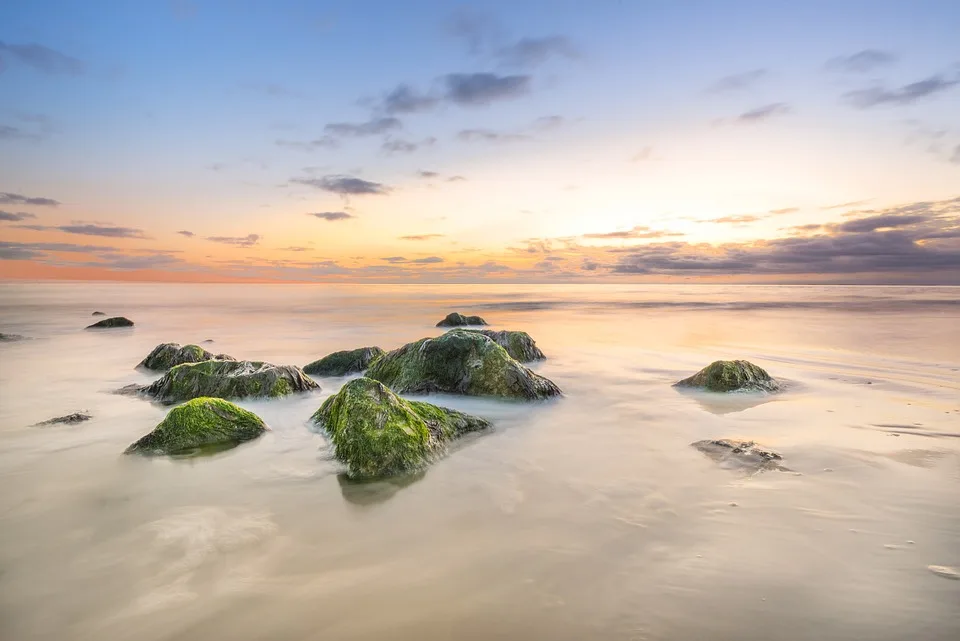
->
[673,386,781,415]
[336,470,428,506]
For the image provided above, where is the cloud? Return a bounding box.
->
[381,137,435,154]
[457,128,529,143]
[309,211,354,221]
[177,230,195,237]
[0,210,36,221]
[707,215,762,224]
[583,226,685,240]
[292,175,390,195]
[417,170,439,178]
[442,73,531,106]
[737,103,790,123]
[0,240,116,261]
[530,115,565,131]
[844,75,959,108]
[0,191,60,207]
[631,147,653,162]
[59,224,147,238]
[769,207,799,215]
[0,41,84,75]
[708,69,768,93]
[379,84,440,114]
[447,175,467,182]
[400,234,445,241]
[826,50,897,73]
[837,214,928,232]
[206,234,260,247]
[381,256,407,263]
[445,7,503,55]
[279,246,311,252]
[822,199,871,210]
[412,256,444,264]
[951,144,960,165]
[324,117,402,137]
[276,136,338,151]
[0,125,41,141]
[496,36,579,68]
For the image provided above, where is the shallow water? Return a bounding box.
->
[1,282,958,641]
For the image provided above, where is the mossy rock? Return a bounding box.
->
[86,316,134,329]
[674,360,780,393]
[312,377,489,478]
[0,332,27,342]
[34,411,92,426]
[125,397,266,455]
[436,312,488,327]
[303,346,385,377]
[463,329,545,362]
[91,311,106,316]
[692,439,787,473]
[141,359,319,403]
[366,329,561,400]
[137,342,235,371]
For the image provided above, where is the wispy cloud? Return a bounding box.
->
[631,147,653,162]
[292,175,391,195]
[443,72,531,106]
[59,224,147,238]
[0,41,84,75]
[380,255,444,264]
[276,136,338,151]
[400,234,445,241]
[417,170,439,178]
[381,137,435,155]
[379,84,440,114]
[769,207,799,215]
[177,230,195,237]
[737,102,791,123]
[496,36,579,68]
[308,211,354,221]
[706,215,762,224]
[844,74,959,108]
[0,211,36,221]
[951,144,960,165]
[206,234,260,247]
[0,125,41,141]
[826,50,897,73]
[457,128,530,143]
[447,175,467,182]
[583,226,684,239]
[324,117,402,137]
[0,191,60,207]
[822,199,871,210]
[708,69,768,93]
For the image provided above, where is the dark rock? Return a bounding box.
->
[86,316,134,330]
[366,329,561,400]
[674,360,780,392]
[436,312,488,327]
[34,411,92,426]
[313,377,489,478]
[0,333,27,342]
[139,359,319,403]
[304,346,385,377]
[464,329,545,362]
[91,311,106,316]
[692,439,787,473]
[202,339,214,343]
[125,397,266,455]
[137,342,234,371]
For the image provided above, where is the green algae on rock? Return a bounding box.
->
[463,329,545,362]
[674,360,780,392]
[436,312,488,327]
[85,316,134,329]
[366,329,561,400]
[137,342,235,371]
[141,359,319,403]
[312,377,489,478]
[125,397,266,455]
[303,346,385,377]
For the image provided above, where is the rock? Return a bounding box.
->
[674,360,780,392]
[86,316,134,330]
[927,565,960,580]
[0,332,27,342]
[303,346,385,377]
[34,411,92,426]
[312,377,489,478]
[125,397,266,455]
[202,339,214,343]
[140,359,319,403]
[91,311,106,316]
[436,312,488,327]
[137,342,235,371]
[692,439,787,473]
[366,329,561,400]
[464,329,545,362]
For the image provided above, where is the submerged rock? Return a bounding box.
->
[125,397,266,455]
[692,439,787,473]
[436,312,488,327]
[674,360,780,392]
[0,332,27,342]
[366,329,561,400]
[86,316,134,330]
[464,329,545,362]
[137,342,234,371]
[303,346,385,377]
[91,311,106,316]
[927,565,960,581]
[34,411,92,426]
[312,377,489,478]
[140,359,319,403]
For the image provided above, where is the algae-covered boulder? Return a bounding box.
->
[86,316,134,329]
[674,360,780,393]
[436,312,487,327]
[312,377,490,478]
[141,359,319,403]
[366,329,561,400]
[125,397,266,455]
[303,346,385,377]
[464,329,545,362]
[692,439,787,474]
[137,342,235,371]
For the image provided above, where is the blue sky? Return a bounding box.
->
[1,0,959,283]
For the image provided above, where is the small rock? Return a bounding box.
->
[125,397,266,456]
[462,329,545,362]
[0,332,27,342]
[691,439,787,474]
[138,359,319,403]
[86,316,134,329]
[91,311,106,316]
[34,411,92,426]
[137,342,233,371]
[927,565,960,580]
[729,502,738,507]
[436,312,488,327]
[907,540,915,545]
[823,468,834,473]
[674,360,780,393]
[303,346,384,377]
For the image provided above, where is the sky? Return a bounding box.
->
[1,0,959,284]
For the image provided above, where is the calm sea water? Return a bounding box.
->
[1,282,958,641]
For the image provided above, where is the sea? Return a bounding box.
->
[1,282,958,640]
